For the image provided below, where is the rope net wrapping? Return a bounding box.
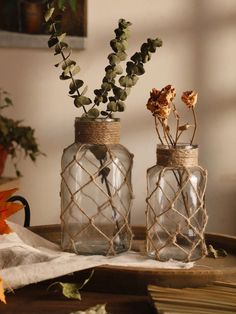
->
[60,125,133,255]
[146,147,208,262]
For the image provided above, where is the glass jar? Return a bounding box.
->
[61,118,133,255]
[146,144,208,262]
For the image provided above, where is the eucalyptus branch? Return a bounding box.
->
[45,3,92,115]
[51,24,88,115]
[45,1,163,120]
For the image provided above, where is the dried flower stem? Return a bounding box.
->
[191,107,197,145]
[172,103,180,147]
[154,116,164,145]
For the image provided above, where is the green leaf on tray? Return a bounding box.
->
[207,244,227,258]
[48,270,94,301]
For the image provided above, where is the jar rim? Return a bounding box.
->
[75,117,120,123]
[157,143,198,150]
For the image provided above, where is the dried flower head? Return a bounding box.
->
[162,85,176,103]
[181,90,198,108]
[146,85,175,120]
[146,85,198,147]
[155,106,171,120]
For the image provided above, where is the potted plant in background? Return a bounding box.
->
[0,88,43,178]
[45,1,163,255]
[145,86,208,262]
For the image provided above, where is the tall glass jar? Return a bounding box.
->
[61,118,133,255]
[146,144,208,262]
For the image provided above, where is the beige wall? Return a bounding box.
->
[1,0,236,234]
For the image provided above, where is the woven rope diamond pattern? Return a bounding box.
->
[61,144,133,255]
[146,166,208,262]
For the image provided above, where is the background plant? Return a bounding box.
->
[44,1,163,119]
[146,85,198,147]
[0,89,43,177]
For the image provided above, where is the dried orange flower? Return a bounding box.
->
[146,85,198,147]
[146,85,176,120]
[162,85,176,103]
[181,90,198,108]
[155,106,171,120]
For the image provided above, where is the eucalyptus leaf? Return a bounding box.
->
[118,18,132,29]
[44,8,55,22]
[107,101,117,112]
[101,111,109,116]
[113,87,127,101]
[108,53,120,66]
[69,80,84,94]
[54,42,68,55]
[74,96,92,107]
[126,61,135,75]
[60,73,71,80]
[57,32,66,42]
[72,66,81,75]
[62,59,76,70]
[117,101,125,112]
[87,108,100,119]
[116,51,127,61]
[48,36,58,48]
[119,76,133,88]
[101,82,112,91]
[114,64,123,75]
[134,63,145,76]
[131,52,142,63]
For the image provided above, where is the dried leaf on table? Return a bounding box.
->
[0,188,24,235]
[59,283,82,300]
[48,270,94,300]
[207,244,227,258]
[70,304,107,314]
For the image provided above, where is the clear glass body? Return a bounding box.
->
[61,142,133,255]
[146,146,207,262]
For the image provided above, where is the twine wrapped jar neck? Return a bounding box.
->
[156,144,198,167]
[75,118,121,145]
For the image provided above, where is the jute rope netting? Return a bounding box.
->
[61,119,134,255]
[146,147,208,262]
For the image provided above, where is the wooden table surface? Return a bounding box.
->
[1,225,236,314]
[1,282,155,314]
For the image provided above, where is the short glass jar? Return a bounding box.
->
[146,144,208,262]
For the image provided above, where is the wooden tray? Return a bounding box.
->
[29,225,236,294]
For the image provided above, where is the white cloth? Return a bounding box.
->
[0,222,194,289]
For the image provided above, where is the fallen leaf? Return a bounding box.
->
[0,277,6,304]
[48,270,94,301]
[0,188,24,234]
[60,282,82,300]
[207,244,227,258]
